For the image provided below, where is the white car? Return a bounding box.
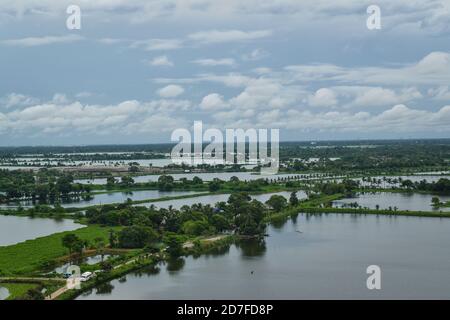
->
[80,271,93,282]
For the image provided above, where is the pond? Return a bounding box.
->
[137,191,307,210]
[0,190,202,209]
[0,215,83,246]
[333,192,450,212]
[78,213,450,299]
[0,286,9,300]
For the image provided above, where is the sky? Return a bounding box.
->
[0,0,450,146]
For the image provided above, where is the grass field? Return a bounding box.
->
[0,282,38,300]
[0,225,122,276]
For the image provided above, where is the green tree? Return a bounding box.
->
[289,192,299,206]
[165,235,184,257]
[432,196,441,207]
[118,225,158,248]
[108,229,118,248]
[61,234,81,257]
[265,195,288,212]
[182,220,210,236]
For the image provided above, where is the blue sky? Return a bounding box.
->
[0,0,450,145]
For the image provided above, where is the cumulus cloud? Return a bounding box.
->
[0,96,190,137]
[200,93,227,110]
[148,55,174,67]
[157,85,185,98]
[308,88,337,107]
[0,93,39,109]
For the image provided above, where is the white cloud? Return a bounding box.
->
[157,85,185,98]
[242,49,269,61]
[200,93,227,110]
[192,58,235,66]
[148,55,174,67]
[1,34,84,47]
[188,29,272,44]
[428,86,450,101]
[286,52,450,86]
[52,93,69,104]
[0,93,39,109]
[3,1,448,37]
[308,88,337,107]
[0,96,190,137]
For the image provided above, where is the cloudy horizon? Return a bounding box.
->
[1,0,450,146]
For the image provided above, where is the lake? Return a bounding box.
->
[0,190,202,209]
[78,213,450,299]
[333,192,450,212]
[0,215,83,246]
[137,191,307,209]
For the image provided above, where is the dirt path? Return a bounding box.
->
[183,234,229,248]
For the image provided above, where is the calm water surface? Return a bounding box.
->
[0,287,9,300]
[334,192,450,212]
[0,215,83,246]
[78,214,450,299]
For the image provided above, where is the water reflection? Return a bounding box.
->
[235,238,267,257]
[132,265,161,277]
[95,282,115,295]
[333,192,450,212]
[166,258,185,273]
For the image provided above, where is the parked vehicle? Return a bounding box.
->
[80,271,93,282]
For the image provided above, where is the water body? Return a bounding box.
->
[0,287,9,300]
[0,215,83,246]
[138,191,307,210]
[353,175,450,187]
[0,190,201,209]
[78,213,450,299]
[333,192,450,212]
[1,158,175,167]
